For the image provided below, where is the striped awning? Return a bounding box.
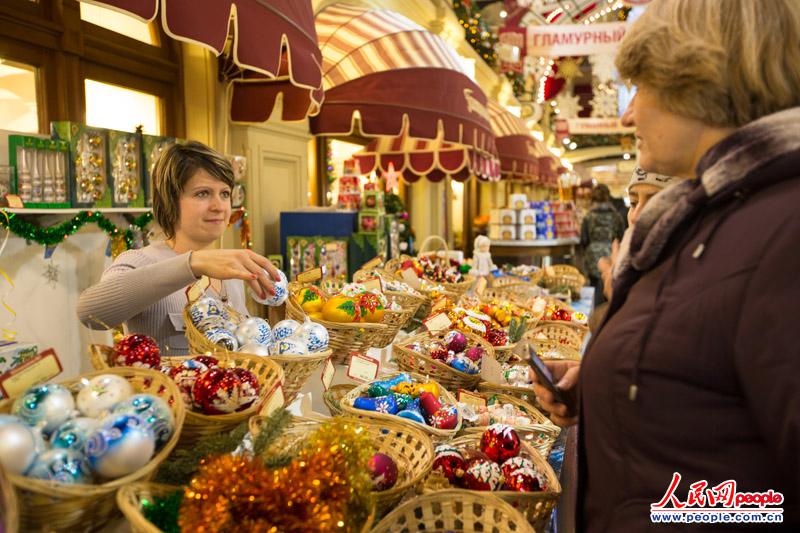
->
[488,100,541,182]
[82,0,324,121]
[353,133,500,184]
[310,3,499,180]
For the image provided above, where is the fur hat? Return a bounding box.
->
[628,166,681,191]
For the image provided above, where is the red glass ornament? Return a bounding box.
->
[192,355,220,368]
[480,424,521,463]
[500,456,535,480]
[431,405,459,430]
[432,445,466,484]
[461,457,502,491]
[192,367,252,415]
[114,334,161,369]
[368,452,398,491]
[465,346,485,362]
[230,367,260,411]
[419,392,442,418]
[486,329,508,347]
[502,467,542,492]
[169,365,204,407]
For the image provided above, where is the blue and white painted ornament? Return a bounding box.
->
[12,383,76,433]
[249,269,288,306]
[50,417,98,452]
[273,336,308,355]
[238,342,271,356]
[111,394,174,448]
[272,319,300,341]
[204,327,238,351]
[0,420,40,474]
[76,374,134,418]
[27,449,92,485]
[85,414,156,478]
[234,317,272,347]
[299,319,329,352]
[189,297,228,326]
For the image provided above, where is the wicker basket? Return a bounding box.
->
[269,349,331,404]
[416,236,475,299]
[0,367,185,532]
[541,264,585,299]
[340,372,462,441]
[527,338,582,361]
[251,415,434,517]
[458,392,561,458]
[492,341,519,364]
[323,384,356,416]
[371,489,534,533]
[0,464,18,533]
[529,321,586,351]
[392,330,494,391]
[478,381,539,409]
[425,436,561,531]
[285,282,388,363]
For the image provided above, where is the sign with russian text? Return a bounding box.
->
[527,22,627,57]
[565,117,636,135]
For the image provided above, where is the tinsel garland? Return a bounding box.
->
[453,0,497,66]
[0,209,153,250]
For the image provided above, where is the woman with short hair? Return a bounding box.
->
[533,0,800,529]
[77,141,280,354]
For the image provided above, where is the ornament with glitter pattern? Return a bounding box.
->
[461,457,502,491]
[12,383,76,434]
[114,333,161,369]
[27,448,92,484]
[85,413,156,478]
[480,424,521,464]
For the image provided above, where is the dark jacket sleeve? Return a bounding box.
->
[580,213,591,247]
[733,210,800,499]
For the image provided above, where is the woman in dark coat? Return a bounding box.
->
[533,0,800,530]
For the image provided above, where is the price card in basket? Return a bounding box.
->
[400,267,421,289]
[458,389,487,409]
[259,383,285,416]
[296,267,323,283]
[0,348,63,398]
[4,194,23,208]
[362,256,383,270]
[361,276,383,294]
[346,353,380,383]
[185,276,211,303]
[321,357,336,391]
[424,312,452,334]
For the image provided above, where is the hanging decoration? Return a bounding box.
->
[555,92,583,119]
[228,207,253,250]
[590,86,619,118]
[453,0,498,65]
[42,260,59,289]
[588,54,617,83]
[554,57,584,81]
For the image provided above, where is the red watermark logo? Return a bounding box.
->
[650,473,784,525]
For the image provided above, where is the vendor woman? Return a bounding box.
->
[77,141,280,355]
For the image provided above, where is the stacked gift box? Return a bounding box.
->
[488,194,578,241]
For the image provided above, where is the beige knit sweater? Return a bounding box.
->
[76,242,247,355]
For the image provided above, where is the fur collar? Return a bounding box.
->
[614,107,800,279]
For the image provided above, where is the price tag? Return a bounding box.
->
[259,383,285,416]
[361,276,383,293]
[346,353,380,383]
[480,353,505,383]
[185,276,211,304]
[475,276,487,296]
[424,312,452,334]
[0,349,63,398]
[296,267,323,283]
[431,296,448,314]
[401,268,421,289]
[458,389,488,408]
[320,357,335,391]
[3,194,23,208]
[362,256,383,270]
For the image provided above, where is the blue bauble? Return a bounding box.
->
[85,414,156,479]
[272,319,300,341]
[51,417,98,452]
[27,448,92,484]
[111,394,174,448]
[12,383,75,434]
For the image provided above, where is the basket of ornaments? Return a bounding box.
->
[392,329,493,391]
[88,337,283,447]
[0,367,184,531]
[386,252,474,300]
[478,361,540,407]
[250,415,433,517]
[529,301,589,351]
[340,372,463,441]
[424,424,561,532]
[285,281,389,363]
[457,391,561,458]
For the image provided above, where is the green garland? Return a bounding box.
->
[453,1,497,66]
[0,209,153,250]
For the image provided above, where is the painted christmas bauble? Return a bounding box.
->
[339,283,366,298]
[368,452,398,491]
[502,467,543,492]
[234,317,272,347]
[0,421,40,474]
[169,362,208,407]
[250,269,288,306]
[27,449,92,484]
[431,405,459,430]
[111,394,174,448]
[192,367,256,415]
[465,346,485,362]
[432,444,466,484]
[404,342,425,354]
[192,356,220,369]
[373,373,412,390]
[462,457,502,491]
[500,456,535,480]
[50,417,98,452]
[189,297,228,326]
[85,414,156,478]
[272,319,301,341]
[13,383,76,434]
[295,286,325,313]
[238,342,271,356]
[418,392,442,419]
[396,398,425,423]
[321,295,361,323]
[204,327,238,351]
[450,355,479,374]
[230,368,260,411]
[114,334,160,369]
[273,336,309,355]
[358,293,385,323]
[353,395,399,415]
[486,329,508,347]
[479,424,521,464]
[76,374,134,419]
[299,320,329,352]
[444,330,468,353]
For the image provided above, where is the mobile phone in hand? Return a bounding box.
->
[527,345,577,415]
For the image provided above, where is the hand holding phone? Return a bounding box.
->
[527,345,580,424]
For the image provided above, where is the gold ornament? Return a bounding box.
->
[555,57,584,81]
